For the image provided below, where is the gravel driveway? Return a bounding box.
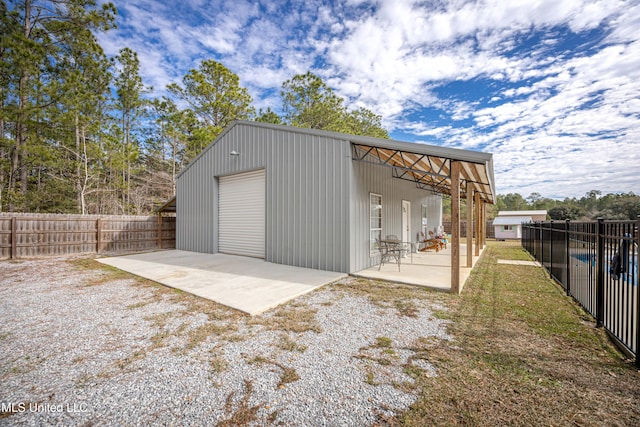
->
[0,257,450,426]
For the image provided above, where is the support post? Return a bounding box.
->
[483,202,486,247]
[11,217,17,260]
[466,182,473,268]
[596,217,605,328]
[483,203,487,246]
[451,161,461,294]
[480,202,485,249]
[96,218,102,255]
[474,192,481,257]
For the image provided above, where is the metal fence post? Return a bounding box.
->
[636,215,640,367]
[549,220,554,279]
[596,217,605,328]
[566,219,571,296]
[529,223,534,256]
[539,222,544,265]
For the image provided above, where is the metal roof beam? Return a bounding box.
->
[351,142,493,202]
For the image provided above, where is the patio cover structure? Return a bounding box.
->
[351,137,496,293]
[156,196,176,214]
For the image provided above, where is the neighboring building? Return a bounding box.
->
[176,120,496,274]
[493,210,547,240]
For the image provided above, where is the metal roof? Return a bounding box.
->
[179,120,496,204]
[350,142,495,204]
[493,216,532,225]
[498,210,547,216]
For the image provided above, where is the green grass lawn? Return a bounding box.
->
[396,240,640,426]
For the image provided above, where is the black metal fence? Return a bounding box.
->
[522,218,639,366]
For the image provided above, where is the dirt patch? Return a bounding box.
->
[250,303,323,333]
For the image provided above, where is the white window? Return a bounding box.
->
[370,193,382,254]
[421,205,429,236]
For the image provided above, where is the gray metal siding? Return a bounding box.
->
[176,122,351,273]
[349,160,443,273]
[177,124,267,254]
[176,165,216,253]
[265,129,351,272]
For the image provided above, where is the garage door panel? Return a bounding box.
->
[218,169,265,258]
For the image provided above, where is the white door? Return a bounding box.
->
[218,169,265,258]
[402,200,411,243]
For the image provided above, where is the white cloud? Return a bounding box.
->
[97,0,639,198]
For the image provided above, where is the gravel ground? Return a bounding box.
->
[0,257,451,426]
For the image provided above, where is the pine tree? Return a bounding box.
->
[167,59,253,156]
[112,47,148,214]
[0,0,115,212]
[280,71,388,138]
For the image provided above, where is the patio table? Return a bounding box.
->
[381,239,414,264]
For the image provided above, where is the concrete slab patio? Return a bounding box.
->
[97,250,346,315]
[353,244,483,292]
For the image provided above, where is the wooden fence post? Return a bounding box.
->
[157,213,162,249]
[11,217,17,260]
[96,218,102,254]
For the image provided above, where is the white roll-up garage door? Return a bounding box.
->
[218,169,265,258]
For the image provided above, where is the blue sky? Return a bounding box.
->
[97,0,640,199]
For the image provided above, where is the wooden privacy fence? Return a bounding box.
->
[443,220,495,239]
[0,214,176,260]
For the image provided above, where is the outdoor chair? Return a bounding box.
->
[428,231,446,250]
[417,232,440,252]
[386,234,411,258]
[376,237,401,271]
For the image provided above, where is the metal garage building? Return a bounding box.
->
[176,121,495,285]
